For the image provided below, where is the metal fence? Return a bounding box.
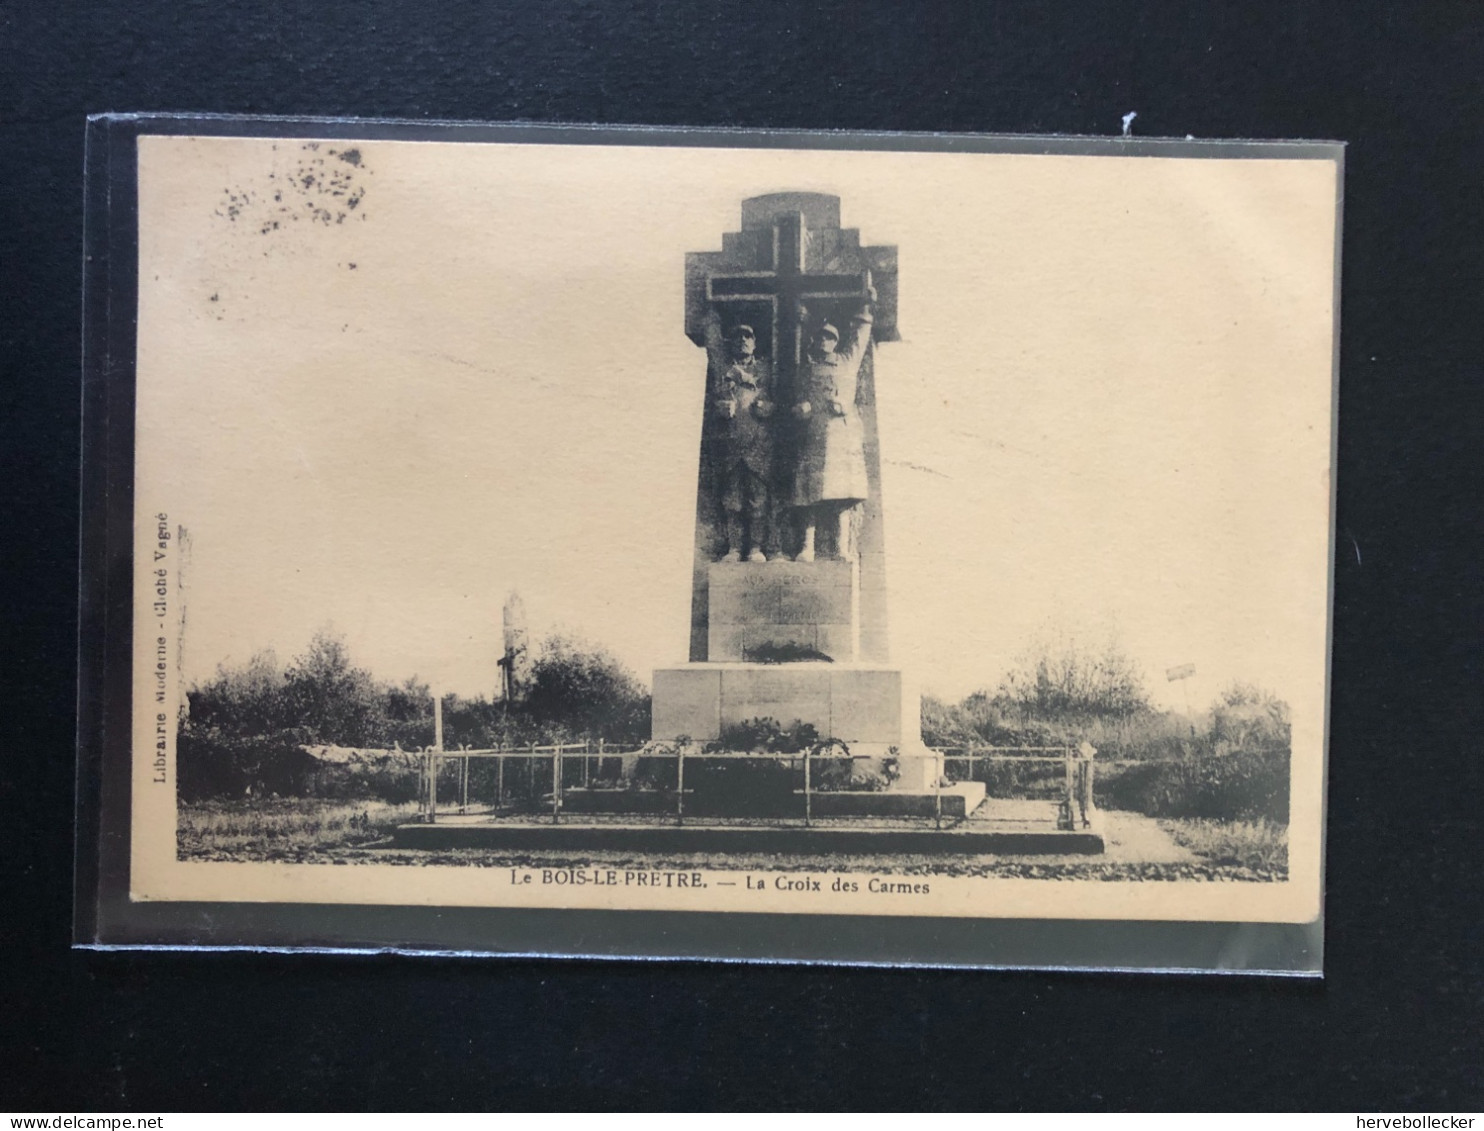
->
[413,740,1098,831]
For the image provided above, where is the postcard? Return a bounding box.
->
[81,118,1341,966]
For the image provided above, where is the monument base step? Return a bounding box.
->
[545,781,985,819]
[805,781,985,818]
[392,817,1105,856]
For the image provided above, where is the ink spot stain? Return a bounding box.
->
[214,141,372,238]
[209,293,219,302]
[347,263,357,270]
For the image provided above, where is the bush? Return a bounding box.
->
[523,634,651,743]
[687,717,822,815]
[180,628,655,801]
[278,633,398,747]
[1096,745,1289,822]
[927,671,1293,822]
[922,692,1204,760]
[998,628,1151,720]
[177,726,320,801]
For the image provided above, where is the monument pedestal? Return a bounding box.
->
[707,560,858,662]
[652,661,902,748]
[652,660,945,792]
[655,558,946,792]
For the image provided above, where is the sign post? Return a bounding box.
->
[1166,663,1196,728]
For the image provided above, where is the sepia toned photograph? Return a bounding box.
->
[116,125,1339,935]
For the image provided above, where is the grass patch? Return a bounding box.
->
[1161,817,1288,874]
[178,798,417,859]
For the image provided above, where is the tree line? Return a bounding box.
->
[179,625,1291,821]
[919,633,1292,822]
[178,629,650,800]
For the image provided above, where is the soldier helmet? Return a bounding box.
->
[817,322,839,341]
[732,323,755,339]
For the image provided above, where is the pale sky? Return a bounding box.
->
[136,135,1337,713]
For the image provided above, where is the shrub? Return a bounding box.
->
[279,632,399,747]
[180,628,655,801]
[997,627,1151,720]
[177,726,320,802]
[1096,745,1289,822]
[523,634,651,743]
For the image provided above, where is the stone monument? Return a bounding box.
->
[652,193,947,793]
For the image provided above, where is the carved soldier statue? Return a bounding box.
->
[790,287,876,561]
[703,310,778,562]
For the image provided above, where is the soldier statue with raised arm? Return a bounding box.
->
[790,286,876,562]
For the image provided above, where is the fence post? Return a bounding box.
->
[459,748,469,814]
[676,744,685,827]
[934,757,942,830]
[1057,748,1076,831]
[597,737,605,784]
[418,752,427,822]
[496,749,505,811]
[431,691,444,823]
[1077,740,1097,827]
[931,748,943,831]
[803,747,812,827]
[552,743,563,824]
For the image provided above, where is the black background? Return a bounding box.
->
[3,0,1481,1112]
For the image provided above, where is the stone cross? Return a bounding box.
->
[684,193,898,663]
[702,212,871,404]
